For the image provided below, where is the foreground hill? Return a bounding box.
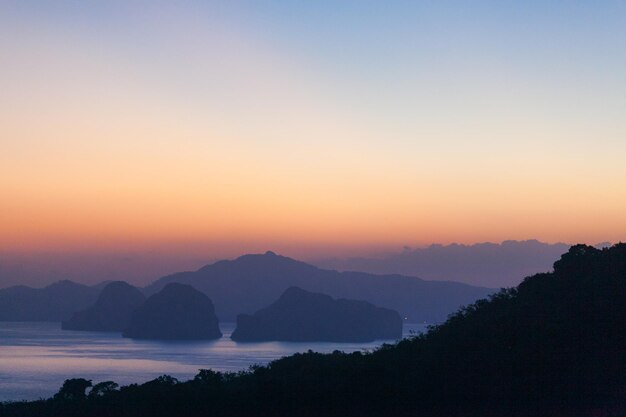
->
[62,281,146,332]
[146,251,492,323]
[0,244,626,417]
[123,283,222,340]
[231,287,402,342]
[2,243,624,417]
[0,280,105,321]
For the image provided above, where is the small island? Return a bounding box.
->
[123,283,222,340]
[231,286,402,342]
[62,281,145,332]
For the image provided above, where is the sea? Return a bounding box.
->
[0,322,428,402]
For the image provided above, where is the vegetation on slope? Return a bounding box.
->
[2,244,625,417]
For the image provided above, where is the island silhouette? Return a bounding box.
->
[62,281,145,332]
[3,243,624,416]
[123,283,222,340]
[231,286,402,342]
[0,252,493,325]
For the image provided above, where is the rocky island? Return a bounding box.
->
[231,286,402,342]
[123,283,222,340]
[62,281,145,332]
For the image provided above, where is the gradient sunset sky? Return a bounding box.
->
[1,0,625,259]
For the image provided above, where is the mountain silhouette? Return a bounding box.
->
[62,281,146,332]
[0,252,493,324]
[5,243,626,416]
[123,283,222,340]
[146,251,493,323]
[0,280,105,321]
[315,240,573,287]
[231,286,402,342]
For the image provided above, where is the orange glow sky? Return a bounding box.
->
[1,1,625,259]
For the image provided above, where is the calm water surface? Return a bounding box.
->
[0,322,427,401]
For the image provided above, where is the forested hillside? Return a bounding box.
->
[3,244,624,417]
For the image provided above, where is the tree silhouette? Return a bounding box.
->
[53,378,92,401]
[194,369,223,386]
[3,244,626,417]
[88,381,119,398]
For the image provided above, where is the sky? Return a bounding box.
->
[1,0,625,266]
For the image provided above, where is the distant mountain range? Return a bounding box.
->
[314,240,588,287]
[145,251,493,323]
[7,244,623,416]
[0,280,107,321]
[0,240,591,290]
[0,252,494,323]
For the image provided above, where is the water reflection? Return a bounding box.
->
[0,321,427,401]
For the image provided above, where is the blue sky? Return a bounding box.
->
[1,1,625,256]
